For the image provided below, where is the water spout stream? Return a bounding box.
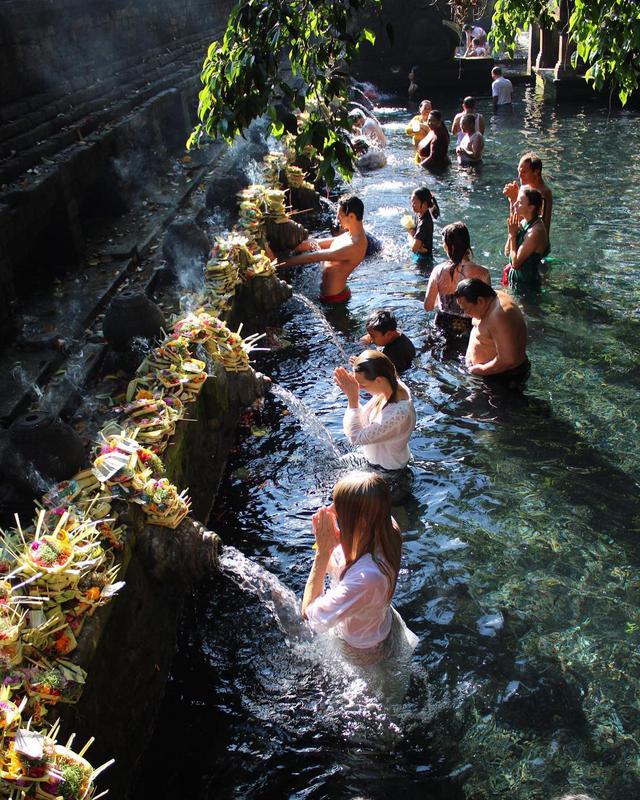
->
[270,383,341,457]
[291,293,350,364]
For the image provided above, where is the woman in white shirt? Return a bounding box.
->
[334,351,416,471]
[301,471,417,664]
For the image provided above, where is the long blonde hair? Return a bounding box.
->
[353,350,399,417]
[333,471,401,601]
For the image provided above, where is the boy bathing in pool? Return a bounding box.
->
[277,194,367,304]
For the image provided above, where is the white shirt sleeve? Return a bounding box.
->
[492,80,499,97]
[305,564,387,633]
[343,402,412,447]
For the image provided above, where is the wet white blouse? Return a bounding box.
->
[305,547,392,648]
[343,383,416,470]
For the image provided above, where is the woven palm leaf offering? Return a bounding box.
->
[136,478,191,529]
[211,234,275,282]
[116,392,183,454]
[205,321,265,372]
[263,152,288,188]
[0,605,26,669]
[0,722,113,800]
[24,660,86,709]
[0,687,26,740]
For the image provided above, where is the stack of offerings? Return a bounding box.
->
[129,337,207,406]
[209,234,275,283]
[237,185,288,248]
[92,430,190,530]
[171,310,265,373]
[0,707,113,800]
[2,507,123,662]
[116,393,183,456]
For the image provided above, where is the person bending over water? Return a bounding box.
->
[406,187,440,261]
[502,187,549,293]
[360,309,416,373]
[302,471,417,665]
[453,278,530,392]
[334,351,416,470]
[417,110,450,171]
[424,221,490,338]
[503,152,553,236]
[278,194,367,304]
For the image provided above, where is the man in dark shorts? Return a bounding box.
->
[360,309,416,373]
[453,278,530,391]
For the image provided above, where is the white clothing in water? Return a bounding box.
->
[455,112,482,145]
[362,117,387,147]
[305,546,392,648]
[343,382,416,469]
[492,76,513,106]
[457,131,484,165]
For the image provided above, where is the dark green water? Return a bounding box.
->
[134,87,640,799]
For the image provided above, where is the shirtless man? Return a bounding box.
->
[277,194,367,304]
[418,110,450,171]
[453,278,530,391]
[503,152,553,236]
[455,113,484,165]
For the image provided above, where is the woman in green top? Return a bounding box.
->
[502,187,549,292]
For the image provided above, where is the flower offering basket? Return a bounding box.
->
[0,606,26,667]
[138,478,191,529]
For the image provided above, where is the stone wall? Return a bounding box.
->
[0,0,233,108]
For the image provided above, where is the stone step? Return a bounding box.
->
[0,31,218,185]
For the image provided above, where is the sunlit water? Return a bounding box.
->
[134,87,640,800]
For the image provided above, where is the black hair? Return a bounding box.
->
[461,113,477,131]
[429,109,443,122]
[338,194,364,221]
[492,66,502,76]
[412,187,440,219]
[463,96,476,109]
[366,309,398,334]
[453,277,496,303]
[462,24,473,32]
[521,187,543,213]
[442,221,472,278]
[472,37,483,45]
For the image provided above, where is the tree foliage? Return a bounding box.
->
[189,0,383,183]
[488,0,640,105]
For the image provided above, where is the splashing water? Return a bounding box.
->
[291,292,350,363]
[270,383,342,458]
[218,544,309,643]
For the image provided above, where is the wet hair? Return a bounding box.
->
[419,99,432,112]
[333,470,401,600]
[349,108,365,123]
[520,186,543,213]
[520,151,543,174]
[442,221,472,276]
[366,309,398,334]
[353,350,399,410]
[338,194,364,221]
[492,66,502,76]
[453,277,497,303]
[412,187,440,219]
[462,24,473,32]
[472,37,483,46]
[429,109,443,122]
[461,113,477,131]
[462,96,476,109]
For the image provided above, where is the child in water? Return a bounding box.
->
[402,187,440,262]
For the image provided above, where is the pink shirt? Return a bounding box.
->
[305,546,392,648]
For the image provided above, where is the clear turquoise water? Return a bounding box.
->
[135,87,640,799]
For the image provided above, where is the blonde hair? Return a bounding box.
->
[353,349,399,417]
[333,471,401,601]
